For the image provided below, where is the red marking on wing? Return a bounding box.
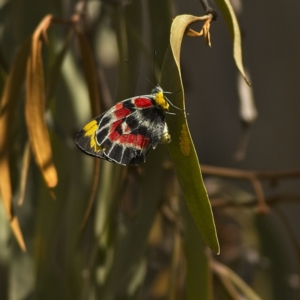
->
[137,134,149,149]
[108,118,150,149]
[119,134,135,144]
[110,120,122,133]
[114,102,123,110]
[134,97,153,108]
[114,108,131,119]
[109,131,120,141]
[119,134,149,149]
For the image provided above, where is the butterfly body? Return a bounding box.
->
[75,85,171,165]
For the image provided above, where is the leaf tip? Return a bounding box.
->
[11,217,27,252]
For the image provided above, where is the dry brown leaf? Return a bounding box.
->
[202,19,212,47]
[10,216,27,252]
[186,28,203,37]
[0,39,30,251]
[185,18,212,46]
[0,159,26,251]
[25,15,58,189]
[17,142,31,206]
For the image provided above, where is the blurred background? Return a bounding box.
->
[0,0,300,299]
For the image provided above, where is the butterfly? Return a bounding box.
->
[75,85,173,165]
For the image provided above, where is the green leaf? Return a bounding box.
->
[161,45,219,254]
[214,0,251,86]
[46,31,73,104]
[76,30,101,116]
[101,149,167,298]
[182,198,213,300]
[212,260,262,300]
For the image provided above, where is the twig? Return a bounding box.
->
[198,0,219,20]
[202,165,300,213]
[202,165,268,213]
[210,194,300,209]
[202,165,300,181]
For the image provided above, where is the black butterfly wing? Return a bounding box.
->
[119,108,165,165]
[75,113,108,159]
[95,97,166,165]
[75,98,136,160]
[75,96,166,165]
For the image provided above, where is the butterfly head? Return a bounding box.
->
[151,85,169,111]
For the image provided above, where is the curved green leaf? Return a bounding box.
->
[182,198,213,300]
[76,30,101,116]
[160,15,219,253]
[214,0,251,86]
[170,15,211,72]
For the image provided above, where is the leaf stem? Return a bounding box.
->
[198,0,219,20]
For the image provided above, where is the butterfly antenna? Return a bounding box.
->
[166,111,189,116]
[164,95,185,111]
[163,88,182,95]
[125,59,156,88]
[153,50,157,84]
[163,88,185,110]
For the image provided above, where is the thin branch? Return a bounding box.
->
[202,165,300,181]
[198,0,219,20]
[250,176,269,213]
[210,194,300,209]
[202,165,268,212]
[202,165,300,213]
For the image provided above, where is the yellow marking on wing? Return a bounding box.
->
[179,124,191,156]
[154,91,169,110]
[83,120,102,152]
[90,135,102,152]
[83,120,98,137]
